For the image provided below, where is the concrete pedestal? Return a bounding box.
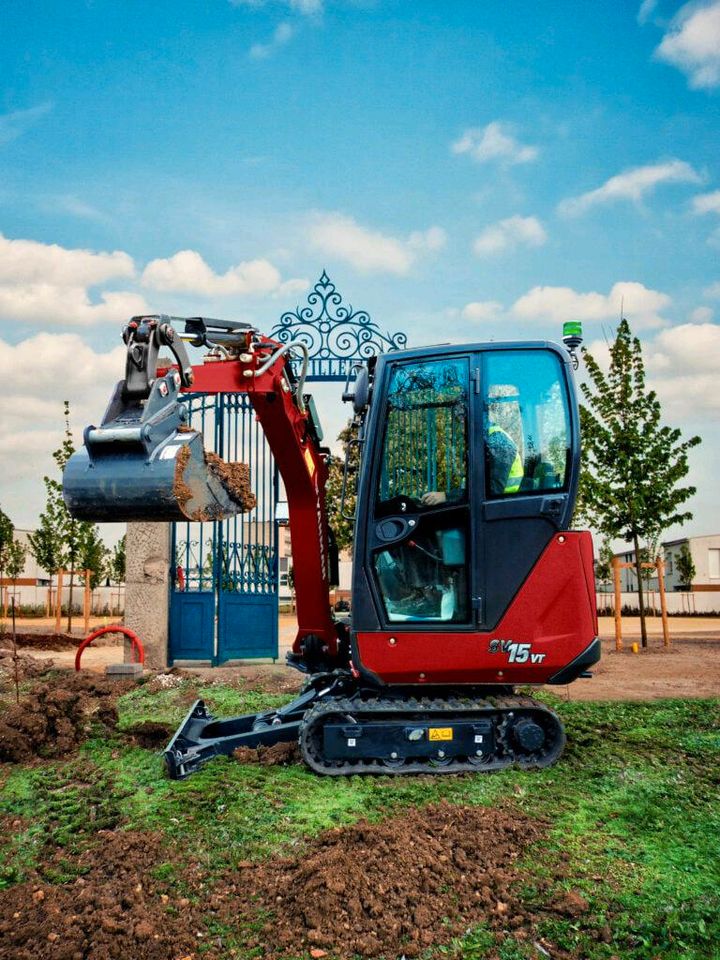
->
[124,522,171,670]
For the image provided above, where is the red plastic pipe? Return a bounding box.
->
[75,625,145,671]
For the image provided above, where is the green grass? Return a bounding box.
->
[115,678,290,731]
[1,688,719,959]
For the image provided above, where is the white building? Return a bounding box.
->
[612,534,720,593]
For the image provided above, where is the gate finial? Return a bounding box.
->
[269,272,408,382]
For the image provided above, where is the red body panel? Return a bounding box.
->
[355,531,597,685]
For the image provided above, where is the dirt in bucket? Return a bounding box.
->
[205,452,257,511]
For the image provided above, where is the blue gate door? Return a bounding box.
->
[169,393,279,664]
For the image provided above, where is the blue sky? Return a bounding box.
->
[1,0,719,542]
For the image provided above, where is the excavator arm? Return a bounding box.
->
[63,315,342,666]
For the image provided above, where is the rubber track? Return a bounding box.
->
[299,693,566,776]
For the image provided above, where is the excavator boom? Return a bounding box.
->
[63,315,341,659]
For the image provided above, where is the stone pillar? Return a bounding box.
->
[124,522,171,670]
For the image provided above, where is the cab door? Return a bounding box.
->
[351,352,475,637]
[477,346,577,629]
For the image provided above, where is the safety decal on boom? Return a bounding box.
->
[488,639,546,665]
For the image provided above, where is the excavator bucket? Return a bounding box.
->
[63,423,256,523]
[62,314,258,524]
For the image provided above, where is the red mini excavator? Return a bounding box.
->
[63,315,599,777]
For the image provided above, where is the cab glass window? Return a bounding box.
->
[373,523,469,623]
[483,351,570,497]
[377,357,469,508]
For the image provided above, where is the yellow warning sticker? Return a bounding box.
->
[303,447,316,478]
[428,727,453,742]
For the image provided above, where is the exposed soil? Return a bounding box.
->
[0,650,56,686]
[0,831,202,960]
[205,451,257,511]
[122,720,174,749]
[564,636,720,702]
[172,442,195,516]
[0,675,133,763]
[233,740,300,766]
[0,795,602,960]
[0,633,78,652]
[233,801,560,959]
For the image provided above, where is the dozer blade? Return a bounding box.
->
[63,429,256,523]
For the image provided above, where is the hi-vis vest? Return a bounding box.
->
[489,425,523,494]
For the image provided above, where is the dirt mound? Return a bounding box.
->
[0,675,133,763]
[236,800,548,958]
[0,830,202,960]
[0,632,78,651]
[0,650,56,685]
[233,740,300,766]
[123,720,173,749]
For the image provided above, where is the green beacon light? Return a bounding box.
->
[562,320,583,369]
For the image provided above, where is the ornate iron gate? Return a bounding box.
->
[168,272,407,664]
[169,393,279,664]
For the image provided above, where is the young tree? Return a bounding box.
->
[675,543,696,589]
[0,506,13,576]
[577,318,701,646]
[28,401,93,631]
[78,525,107,591]
[594,539,615,588]
[0,508,14,617]
[325,423,360,551]
[109,535,126,583]
[5,538,26,599]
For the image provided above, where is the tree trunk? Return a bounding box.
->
[632,532,648,648]
[67,557,75,633]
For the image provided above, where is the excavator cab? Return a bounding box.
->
[347,341,597,688]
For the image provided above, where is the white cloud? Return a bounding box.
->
[646,322,720,418]
[451,122,539,166]
[637,0,658,24]
[307,212,445,275]
[512,281,671,329]
[655,1,720,89]
[558,160,702,216]
[141,249,305,296]
[231,0,322,13]
[249,21,294,59]
[0,334,128,524]
[408,226,447,252]
[0,102,52,146]
[0,232,147,327]
[0,233,133,286]
[0,286,150,327]
[690,305,714,322]
[692,189,720,215]
[49,195,105,222]
[461,301,503,322]
[473,216,547,256]
[703,281,720,298]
